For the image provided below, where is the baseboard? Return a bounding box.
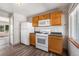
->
[63,48,69,56]
[10,43,21,47]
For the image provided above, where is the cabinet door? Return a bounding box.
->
[39,14,50,20]
[43,14,50,19]
[48,36,63,55]
[32,16,39,27]
[48,36,53,50]
[39,15,44,20]
[50,13,55,25]
[50,12,62,26]
[30,33,36,46]
[52,36,63,54]
[54,13,62,25]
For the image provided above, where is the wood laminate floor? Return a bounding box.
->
[0,44,67,56]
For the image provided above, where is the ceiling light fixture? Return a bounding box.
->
[16,3,23,6]
[16,0,23,6]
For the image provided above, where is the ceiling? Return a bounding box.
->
[0,3,69,17]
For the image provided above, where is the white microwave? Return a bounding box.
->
[38,19,50,26]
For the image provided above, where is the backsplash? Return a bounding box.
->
[34,27,52,31]
[34,26,64,35]
[51,26,65,35]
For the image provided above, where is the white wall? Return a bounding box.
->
[9,15,14,45]
[12,13,26,45]
[0,9,10,17]
[0,22,9,25]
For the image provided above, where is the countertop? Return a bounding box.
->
[49,34,63,37]
[30,33,63,37]
[0,32,9,37]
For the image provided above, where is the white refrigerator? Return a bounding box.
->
[21,22,34,45]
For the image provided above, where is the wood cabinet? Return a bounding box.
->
[32,14,50,27]
[30,33,36,46]
[32,11,63,27]
[39,14,50,20]
[32,16,39,27]
[50,11,62,26]
[48,35,64,55]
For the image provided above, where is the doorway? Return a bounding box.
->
[0,16,10,49]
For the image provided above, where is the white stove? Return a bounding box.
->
[36,33,48,51]
[35,27,51,52]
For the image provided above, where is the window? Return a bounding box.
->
[76,7,79,42]
[0,25,4,32]
[69,4,79,43]
[5,25,9,32]
[0,25,9,32]
[0,16,9,32]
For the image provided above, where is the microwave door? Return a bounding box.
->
[38,19,50,26]
[39,20,45,26]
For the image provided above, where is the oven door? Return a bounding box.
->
[36,36,48,47]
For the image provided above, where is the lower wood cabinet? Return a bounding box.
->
[48,35,64,55]
[29,33,64,55]
[30,33,36,46]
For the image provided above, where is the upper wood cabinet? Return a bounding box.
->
[39,14,50,20]
[32,16,39,27]
[50,11,62,26]
[32,14,50,27]
[32,11,63,27]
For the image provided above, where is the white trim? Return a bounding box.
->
[68,3,78,14]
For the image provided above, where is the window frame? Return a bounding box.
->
[69,4,79,43]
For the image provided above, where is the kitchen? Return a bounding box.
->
[21,5,67,55]
[0,3,79,56]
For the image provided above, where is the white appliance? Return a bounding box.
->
[35,27,51,52]
[21,22,34,45]
[38,19,50,26]
[36,33,48,51]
